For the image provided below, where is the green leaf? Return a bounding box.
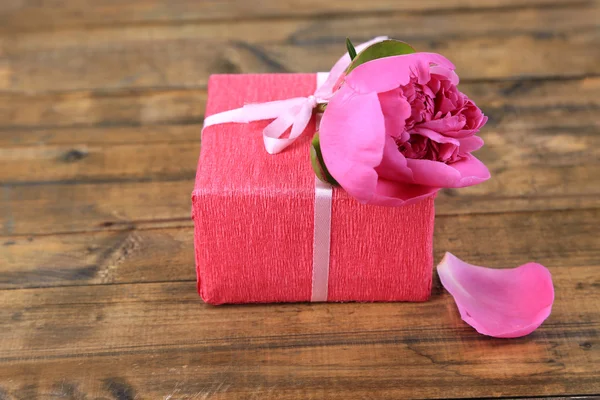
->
[345,39,415,75]
[346,38,357,61]
[310,132,339,186]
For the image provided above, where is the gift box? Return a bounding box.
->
[192,73,435,305]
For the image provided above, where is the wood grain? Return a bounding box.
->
[0,261,598,399]
[0,142,199,183]
[0,124,200,147]
[1,77,598,235]
[0,89,207,130]
[0,0,585,31]
[1,4,598,93]
[1,208,598,289]
[2,77,598,131]
[1,124,597,183]
[2,161,600,236]
[1,0,600,398]
[0,341,597,400]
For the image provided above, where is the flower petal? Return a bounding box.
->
[405,158,462,187]
[412,127,461,146]
[404,153,490,188]
[437,253,554,338]
[418,115,468,136]
[370,179,438,206]
[430,65,460,85]
[378,89,411,139]
[346,53,455,94]
[320,85,386,204]
[449,154,491,187]
[458,135,484,153]
[374,135,414,182]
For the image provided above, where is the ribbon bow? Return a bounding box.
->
[203,92,326,154]
[201,37,388,154]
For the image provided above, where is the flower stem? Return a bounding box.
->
[315,103,327,113]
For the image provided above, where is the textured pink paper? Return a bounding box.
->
[192,74,435,304]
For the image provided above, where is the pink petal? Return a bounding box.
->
[437,253,554,338]
[449,154,491,187]
[412,127,461,146]
[320,85,386,204]
[374,135,414,182]
[418,114,468,135]
[430,65,460,85]
[370,179,438,206]
[378,89,411,139]
[346,53,455,94]
[405,158,462,187]
[403,154,490,189]
[458,135,484,153]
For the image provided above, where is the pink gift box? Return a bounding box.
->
[192,73,435,304]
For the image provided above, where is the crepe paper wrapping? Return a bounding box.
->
[192,73,436,304]
[437,252,554,338]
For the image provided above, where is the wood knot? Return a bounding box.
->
[60,149,88,163]
[102,377,136,400]
[580,341,593,350]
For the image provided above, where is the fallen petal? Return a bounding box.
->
[437,252,554,338]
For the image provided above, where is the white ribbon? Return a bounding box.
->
[202,37,388,155]
[312,176,333,302]
[202,94,322,154]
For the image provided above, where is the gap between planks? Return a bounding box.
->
[1,203,600,239]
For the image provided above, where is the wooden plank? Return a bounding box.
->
[1,208,598,289]
[0,89,207,130]
[0,344,597,400]
[0,124,200,147]
[1,121,597,184]
[0,320,598,400]
[0,254,598,398]
[3,160,600,237]
[0,140,598,234]
[1,78,598,131]
[0,78,598,235]
[0,0,583,32]
[0,142,199,183]
[0,180,195,236]
[0,228,195,288]
[0,2,596,399]
[1,4,598,92]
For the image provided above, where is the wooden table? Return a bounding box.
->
[1,1,599,399]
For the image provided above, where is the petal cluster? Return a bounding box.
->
[320,53,490,206]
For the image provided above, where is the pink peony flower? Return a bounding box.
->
[319,53,490,206]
